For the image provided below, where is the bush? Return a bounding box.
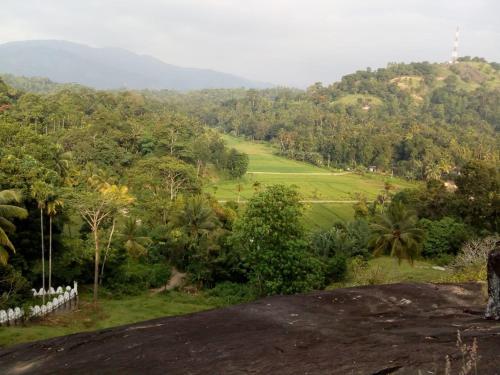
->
[106,262,171,296]
[450,236,498,282]
[419,217,471,260]
[325,255,348,283]
[247,239,325,295]
[0,265,32,309]
[148,263,172,288]
[205,282,256,305]
[310,219,371,260]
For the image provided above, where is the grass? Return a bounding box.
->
[211,172,414,201]
[303,203,355,229]
[221,134,326,173]
[328,256,451,289]
[210,134,417,228]
[0,290,229,348]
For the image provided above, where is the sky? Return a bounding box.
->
[1,0,499,88]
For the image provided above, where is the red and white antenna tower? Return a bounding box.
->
[450,26,459,64]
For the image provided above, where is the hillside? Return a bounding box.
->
[331,59,500,108]
[164,59,499,182]
[1,283,498,374]
[0,40,271,91]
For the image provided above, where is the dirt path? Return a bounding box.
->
[1,283,499,374]
[150,268,186,294]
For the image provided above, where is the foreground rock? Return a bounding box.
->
[1,283,499,374]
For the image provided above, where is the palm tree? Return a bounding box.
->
[171,196,219,273]
[369,202,424,264]
[100,218,151,284]
[120,218,151,260]
[46,193,63,292]
[53,144,74,186]
[0,190,28,264]
[173,196,219,242]
[31,181,50,302]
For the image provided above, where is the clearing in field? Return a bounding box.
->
[208,134,416,229]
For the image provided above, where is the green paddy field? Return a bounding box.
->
[207,135,416,229]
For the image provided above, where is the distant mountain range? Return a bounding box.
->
[0,40,272,91]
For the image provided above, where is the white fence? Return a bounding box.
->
[0,282,78,325]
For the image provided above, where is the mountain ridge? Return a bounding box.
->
[0,40,272,91]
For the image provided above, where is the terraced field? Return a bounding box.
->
[207,135,417,229]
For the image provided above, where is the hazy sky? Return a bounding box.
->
[1,0,499,87]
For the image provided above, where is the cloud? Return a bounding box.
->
[1,0,499,87]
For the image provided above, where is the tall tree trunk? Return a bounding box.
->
[40,208,45,304]
[93,228,100,305]
[485,245,500,320]
[100,218,116,285]
[49,215,52,293]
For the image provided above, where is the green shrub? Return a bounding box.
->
[148,263,172,288]
[325,255,348,283]
[419,217,471,260]
[310,219,371,260]
[205,282,256,305]
[106,262,171,296]
[0,265,32,309]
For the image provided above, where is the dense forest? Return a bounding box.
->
[153,58,499,179]
[0,59,498,311]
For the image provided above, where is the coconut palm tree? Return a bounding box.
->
[46,193,63,292]
[173,196,219,243]
[120,218,151,260]
[0,190,28,264]
[171,196,220,274]
[369,202,424,264]
[52,144,74,186]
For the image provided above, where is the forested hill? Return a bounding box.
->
[0,40,271,91]
[1,58,499,180]
[152,59,499,180]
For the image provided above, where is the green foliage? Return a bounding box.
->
[234,185,325,295]
[454,160,499,232]
[168,196,246,287]
[324,255,348,283]
[310,219,371,283]
[159,61,500,179]
[205,282,256,305]
[0,60,499,319]
[225,148,249,178]
[106,262,172,297]
[0,190,28,264]
[370,202,425,264]
[419,217,471,261]
[0,264,31,309]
